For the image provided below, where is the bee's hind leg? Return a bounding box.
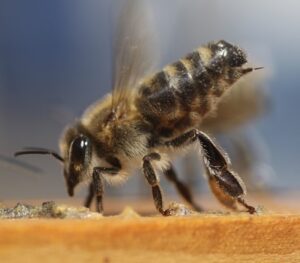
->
[165,129,256,214]
[206,167,255,214]
[164,165,203,212]
[84,182,94,209]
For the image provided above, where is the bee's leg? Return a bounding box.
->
[92,167,120,213]
[84,182,94,209]
[143,153,171,216]
[92,170,104,213]
[205,166,255,213]
[164,165,203,212]
[165,129,256,214]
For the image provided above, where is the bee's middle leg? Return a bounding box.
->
[165,129,256,214]
[142,153,172,216]
[164,165,203,212]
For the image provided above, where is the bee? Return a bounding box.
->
[15,0,262,215]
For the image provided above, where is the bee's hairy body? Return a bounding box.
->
[15,1,259,216]
[16,39,258,215]
[60,41,253,196]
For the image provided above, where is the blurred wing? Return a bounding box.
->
[111,0,158,110]
[201,72,270,133]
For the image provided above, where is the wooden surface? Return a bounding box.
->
[0,212,300,263]
[1,192,300,262]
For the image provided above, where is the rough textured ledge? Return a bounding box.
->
[0,213,300,263]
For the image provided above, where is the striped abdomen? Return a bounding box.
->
[135,40,248,138]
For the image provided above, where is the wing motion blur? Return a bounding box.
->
[111,0,159,112]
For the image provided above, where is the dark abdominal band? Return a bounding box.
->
[137,50,215,137]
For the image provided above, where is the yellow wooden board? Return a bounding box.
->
[0,213,299,263]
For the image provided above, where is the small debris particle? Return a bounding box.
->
[0,201,102,219]
[165,202,196,216]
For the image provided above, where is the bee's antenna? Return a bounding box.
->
[14,147,64,163]
[0,153,44,176]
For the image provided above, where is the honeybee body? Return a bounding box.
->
[61,40,253,190]
[16,3,258,215]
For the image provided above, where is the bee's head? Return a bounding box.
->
[14,123,95,197]
[59,125,93,197]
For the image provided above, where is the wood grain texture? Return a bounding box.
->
[0,213,300,263]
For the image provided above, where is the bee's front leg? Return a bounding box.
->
[84,182,95,209]
[92,167,120,213]
[142,153,171,216]
[165,129,256,214]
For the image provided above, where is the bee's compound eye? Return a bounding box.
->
[70,135,92,166]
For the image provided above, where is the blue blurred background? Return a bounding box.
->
[0,0,299,202]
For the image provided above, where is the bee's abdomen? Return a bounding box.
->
[136,47,225,137]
